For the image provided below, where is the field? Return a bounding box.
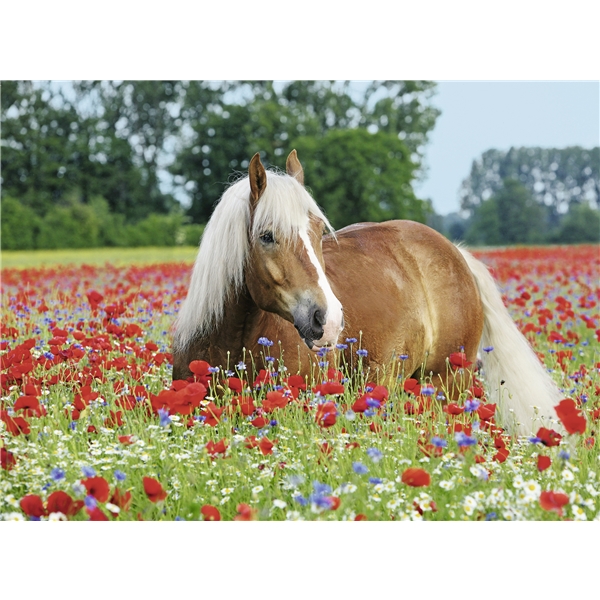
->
[1,245,599,522]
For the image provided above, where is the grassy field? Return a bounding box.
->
[1,246,199,269]
[1,245,598,523]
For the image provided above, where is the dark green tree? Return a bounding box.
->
[293,129,426,228]
[465,178,546,245]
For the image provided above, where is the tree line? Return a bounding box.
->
[1,81,598,250]
[1,80,440,250]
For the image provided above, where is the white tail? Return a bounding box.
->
[457,247,563,436]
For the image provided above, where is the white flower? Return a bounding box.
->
[272,499,287,509]
[439,480,455,490]
[48,511,68,521]
[221,487,235,495]
[462,496,477,515]
[286,510,304,521]
[572,505,587,521]
[220,496,230,505]
[252,485,264,496]
[561,469,575,482]
[3,512,25,521]
[105,502,120,514]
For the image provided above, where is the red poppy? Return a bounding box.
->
[449,352,472,369]
[87,507,109,521]
[554,399,586,434]
[539,490,569,516]
[536,427,562,447]
[143,477,168,502]
[250,416,268,428]
[493,448,510,463]
[200,402,224,427]
[326,496,341,510]
[206,438,228,456]
[227,377,244,392]
[476,403,496,421]
[47,490,83,516]
[232,395,255,416]
[0,411,30,436]
[401,467,431,487]
[234,503,257,521]
[262,391,289,413]
[118,435,134,445]
[354,513,368,521]
[82,476,110,502]
[403,378,421,396]
[1,447,17,470]
[258,437,275,456]
[313,381,345,396]
[537,455,552,471]
[315,402,338,428]
[443,403,465,415]
[201,505,221,521]
[20,494,46,517]
[109,488,132,514]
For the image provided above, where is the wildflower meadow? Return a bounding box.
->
[1,245,598,524]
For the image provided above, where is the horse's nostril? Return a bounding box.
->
[313,308,326,327]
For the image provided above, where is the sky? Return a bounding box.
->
[416,81,599,215]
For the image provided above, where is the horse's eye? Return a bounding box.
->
[259,231,275,245]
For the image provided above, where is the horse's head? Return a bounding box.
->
[245,151,344,351]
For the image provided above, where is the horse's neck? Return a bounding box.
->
[204,285,261,367]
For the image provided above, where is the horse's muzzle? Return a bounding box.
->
[293,302,326,348]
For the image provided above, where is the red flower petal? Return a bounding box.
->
[401,467,431,487]
[20,494,46,517]
[537,455,552,471]
[143,477,167,502]
[201,505,221,521]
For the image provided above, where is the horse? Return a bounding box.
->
[172,150,563,436]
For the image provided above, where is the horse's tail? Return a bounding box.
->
[457,246,562,436]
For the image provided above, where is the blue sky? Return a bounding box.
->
[416,81,599,215]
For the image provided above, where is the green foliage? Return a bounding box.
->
[460,146,599,221]
[0,196,41,250]
[465,178,547,246]
[293,129,427,228]
[552,203,600,243]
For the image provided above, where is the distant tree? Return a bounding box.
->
[171,80,440,224]
[465,178,546,246]
[553,203,600,243]
[292,129,427,228]
[460,147,599,227]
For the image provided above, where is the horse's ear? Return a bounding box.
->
[286,149,304,185]
[249,152,267,208]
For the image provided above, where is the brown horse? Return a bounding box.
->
[173,151,562,435]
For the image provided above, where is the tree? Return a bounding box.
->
[293,129,427,228]
[465,178,546,245]
[460,147,599,225]
[553,203,600,243]
[170,80,440,224]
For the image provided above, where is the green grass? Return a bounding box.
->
[1,246,198,269]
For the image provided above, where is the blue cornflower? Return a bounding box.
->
[558,450,570,460]
[294,494,308,506]
[364,408,375,417]
[43,351,55,360]
[317,347,331,357]
[114,470,127,482]
[236,362,247,370]
[485,512,497,521]
[420,384,435,397]
[336,343,348,350]
[356,349,368,357]
[345,409,356,421]
[265,356,275,363]
[529,436,541,444]
[430,436,447,448]
[50,467,65,482]
[81,465,96,478]
[366,397,381,408]
[398,353,409,360]
[270,419,278,427]
[436,392,446,400]
[258,337,274,347]
[225,370,235,377]
[318,361,328,368]
[158,408,172,427]
[367,447,383,462]
[174,516,185,521]
[309,494,333,509]
[208,366,220,373]
[369,477,383,485]
[464,399,480,412]
[345,337,357,344]
[454,431,477,447]
[84,495,97,510]
[353,462,369,475]
[313,481,332,496]
[483,346,494,353]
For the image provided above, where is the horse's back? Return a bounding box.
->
[323,220,484,374]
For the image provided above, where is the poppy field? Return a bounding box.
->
[1,245,599,522]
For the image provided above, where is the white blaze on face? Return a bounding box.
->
[298,225,344,348]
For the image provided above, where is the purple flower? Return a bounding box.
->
[353,462,369,475]
[398,354,409,360]
[258,337,274,347]
[464,399,480,412]
[455,431,477,447]
[84,495,97,510]
[158,408,171,427]
[81,465,96,478]
[369,477,383,485]
[345,337,358,344]
[356,349,368,357]
[421,384,435,397]
[114,470,126,482]
[336,343,348,350]
[430,436,447,448]
[366,447,383,462]
[51,468,65,481]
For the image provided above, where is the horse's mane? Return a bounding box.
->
[173,170,334,349]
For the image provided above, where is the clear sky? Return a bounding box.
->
[416,81,600,215]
